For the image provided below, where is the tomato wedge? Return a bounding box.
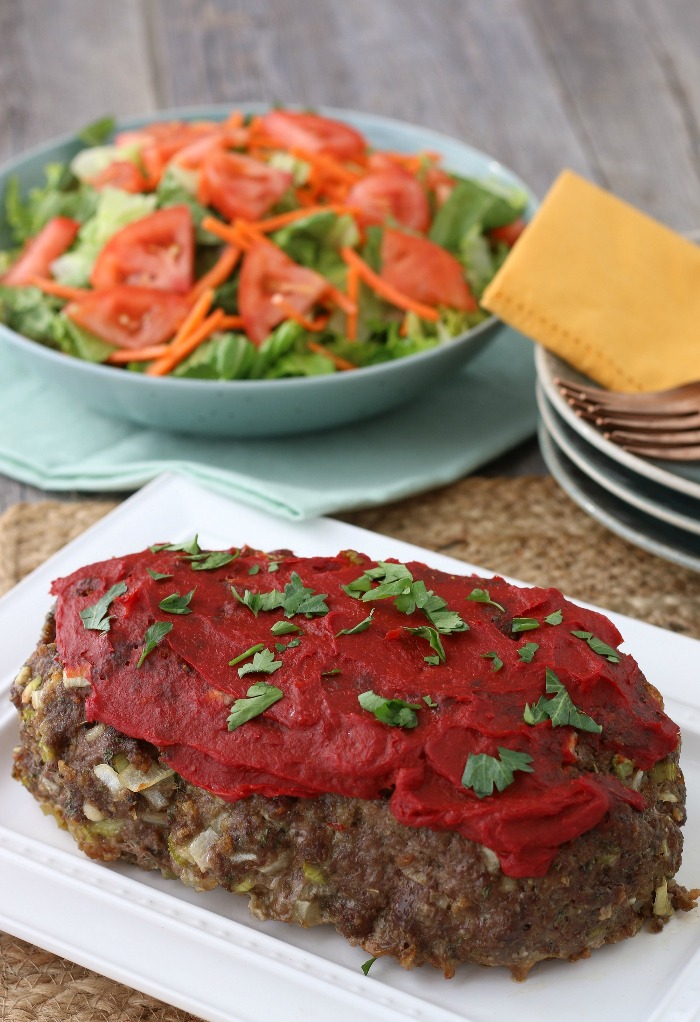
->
[3,217,80,287]
[90,207,194,293]
[238,241,329,344]
[198,151,292,223]
[380,229,477,312]
[346,170,430,231]
[116,121,220,186]
[89,160,151,194]
[260,110,366,162]
[488,218,527,248]
[65,286,191,349]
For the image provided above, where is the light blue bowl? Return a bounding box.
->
[0,105,536,437]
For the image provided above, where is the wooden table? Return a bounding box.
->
[1,0,699,511]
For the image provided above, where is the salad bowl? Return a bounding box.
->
[0,104,536,437]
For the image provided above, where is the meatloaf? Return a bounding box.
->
[10,542,696,979]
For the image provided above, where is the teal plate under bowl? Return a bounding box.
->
[0,105,536,437]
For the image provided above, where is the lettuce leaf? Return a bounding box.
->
[51,316,115,362]
[0,285,62,343]
[156,168,223,245]
[272,212,359,286]
[4,164,98,245]
[430,177,528,252]
[172,332,258,379]
[51,186,157,286]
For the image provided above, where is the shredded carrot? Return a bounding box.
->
[189,245,240,301]
[107,344,169,365]
[290,148,360,185]
[29,276,90,302]
[219,315,244,330]
[177,288,215,343]
[146,308,226,376]
[248,204,356,233]
[306,341,356,371]
[340,247,439,321]
[399,313,409,337]
[221,110,244,131]
[201,217,239,245]
[324,283,357,317]
[271,294,329,332]
[346,266,359,341]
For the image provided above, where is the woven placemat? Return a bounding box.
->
[2,478,699,1021]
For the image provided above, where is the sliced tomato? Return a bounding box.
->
[116,121,220,186]
[380,229,477,312]
[90,207,194,293]
[346,170,430,231]
[238,241,329,344]
[260,110,366,162]
[425,166,456,207]
[488,218,527,248]
[90,160,151,193]
[3,217,80,286]
[65,286,191,349]
[198,151,292,222]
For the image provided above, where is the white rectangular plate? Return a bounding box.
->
[1,474,699,1022]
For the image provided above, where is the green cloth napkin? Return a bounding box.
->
[0,327,536,519]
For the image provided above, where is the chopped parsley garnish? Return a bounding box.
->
[358,690,422,729]
[227,681,283,730]
[146,568,172,581]
[361,957,378,976]
[467,588,505,613]
[461,747,534,798]
[228,643,264,666]
[423,695,438,707]
[237,648,283,677]
[511,617,540,633]
[267,562,280,573]
[189,550,236,572]
[136,621,173,668]
[523,668,602,733]
[571,630,621,663]
[517,641,539,663]
[232,572,329,620]
[544,609,563,625]
[79,582,127,632]
[344,563,468,634]
[271,620,302,636]
[424,655,441,666]
[149,535,201,555]
[275,638,301,652]
[248,564,260,575]
[403,625,446,663]
[158,589,196,615]
[335,609,374,637]
[321,668,342,677]
[481,651,504,671]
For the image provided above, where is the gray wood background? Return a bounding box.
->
[1,0,699,511]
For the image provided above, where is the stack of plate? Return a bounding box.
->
[535,346,700,571]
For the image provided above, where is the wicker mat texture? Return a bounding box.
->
[2,476,699,1021]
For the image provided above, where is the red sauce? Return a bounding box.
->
[52,547,679,878]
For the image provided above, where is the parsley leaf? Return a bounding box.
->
[228,643,265,666]
[342,576,371,599]
[146,568,172,581]
[275,638,301,652]
[136,621,173,668]
[403,625,446,663]
[481,651,504,671]
[149,536,201,555]
[571,630,621,663]
[361,957,378,976]
[524,668,602,733]
[467,588,505,613]
[423,695,438,707]
[79,582,127,632]
[335,609,374,636]
[231,585,285,617]
[345,564,467,633]
[461,747,534,798]
[271,620,302,636]
[545,609,563,625]
[267,562,280,573]
[517,641,539,663]
[358,690,422,729]
[321,668,341,677]
[227,681,283,730]
[248,564,260,575]
[424,655,441,666]
[190,551,236,572]
[280,572,329,617]
[158,589,196,615]
[511,617,540,633]
[237,648,283,677]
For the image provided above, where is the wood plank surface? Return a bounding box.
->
[0,0,699,507]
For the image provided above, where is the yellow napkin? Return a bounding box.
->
[482,170,700,392]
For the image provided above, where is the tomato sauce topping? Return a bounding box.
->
[52,547,680,878]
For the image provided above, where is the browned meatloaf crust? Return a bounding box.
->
[11,611,695,980]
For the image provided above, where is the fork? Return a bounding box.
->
[554,377,700,461]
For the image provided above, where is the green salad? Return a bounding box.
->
[0,109,528,380]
